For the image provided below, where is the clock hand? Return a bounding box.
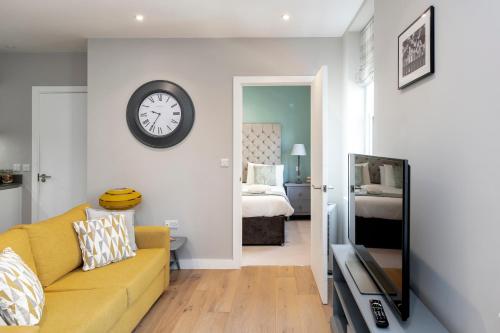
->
[151,111,160,116]
[151,113,161,128]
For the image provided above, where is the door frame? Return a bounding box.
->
[232,76,314,268]
[31,86,87,223]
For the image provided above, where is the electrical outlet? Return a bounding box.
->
[164,219,179,229]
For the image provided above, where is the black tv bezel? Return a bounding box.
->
[348,153,410,321]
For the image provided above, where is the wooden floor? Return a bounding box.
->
[134,266,332,333]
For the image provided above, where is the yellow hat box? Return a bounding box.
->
[99,188,142,210]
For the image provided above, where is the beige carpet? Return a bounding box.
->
[242,220,310,266]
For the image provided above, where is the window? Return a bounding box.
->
[358,18,375,155]
[364,81,374,154]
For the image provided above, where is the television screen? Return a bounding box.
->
[348,154,410,321]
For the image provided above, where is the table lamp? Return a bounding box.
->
[290,144,307,183]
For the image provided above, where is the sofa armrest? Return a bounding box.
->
[0,327,39,333]
[134,226,170,252]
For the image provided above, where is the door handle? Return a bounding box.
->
[38,173,52,183]
[312,185,335,193]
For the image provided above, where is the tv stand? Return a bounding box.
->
[331,245,448,333]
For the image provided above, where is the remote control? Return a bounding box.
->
[369,299,389,328]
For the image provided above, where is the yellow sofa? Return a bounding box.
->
[0,203,170,333]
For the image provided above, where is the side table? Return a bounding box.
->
[170,236,187,270]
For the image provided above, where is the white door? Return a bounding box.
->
[33,88,87,222]
[310,66,329,304]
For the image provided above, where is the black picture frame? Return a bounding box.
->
[126,80,195,148]
[398,6,435,89]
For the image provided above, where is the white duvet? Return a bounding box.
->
[242,184,294,218]
[355,185,403,220]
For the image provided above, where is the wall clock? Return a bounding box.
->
[126,80,195,148]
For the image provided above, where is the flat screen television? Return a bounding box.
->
[348,154,410,321]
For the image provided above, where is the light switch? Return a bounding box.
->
[220,158,230,168]
[22,164,30,172]
[13,164,21,172]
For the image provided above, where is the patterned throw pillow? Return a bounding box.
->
[0,247,45,326]
[253,165,277,186]
[73,214,136,271]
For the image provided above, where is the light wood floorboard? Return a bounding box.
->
[134,266,332,333]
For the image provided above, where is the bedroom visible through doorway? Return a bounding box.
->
[241,86,311,266]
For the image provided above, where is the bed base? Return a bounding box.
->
[355,216,402,249]
[242,216,285,246]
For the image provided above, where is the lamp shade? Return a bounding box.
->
[290,144,307,156]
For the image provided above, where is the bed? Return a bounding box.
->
[241,123,294,245]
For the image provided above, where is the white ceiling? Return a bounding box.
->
[0,0,363,52]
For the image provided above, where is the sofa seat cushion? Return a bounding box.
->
[45,248,167,306]
[39,288,127,333]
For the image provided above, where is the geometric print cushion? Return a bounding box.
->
[73,214,136,271]
[0,247,45,326]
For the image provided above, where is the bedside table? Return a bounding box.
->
[285,183,311,216]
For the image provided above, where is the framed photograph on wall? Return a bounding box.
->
[398,6,434,89]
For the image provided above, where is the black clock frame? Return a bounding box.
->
[126,80,195,148]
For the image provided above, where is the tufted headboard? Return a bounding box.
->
[242,123,281,182]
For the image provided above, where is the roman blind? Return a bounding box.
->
[357,18,375,85]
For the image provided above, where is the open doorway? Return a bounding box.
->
[233,70,331,304]
[240,85,312,266]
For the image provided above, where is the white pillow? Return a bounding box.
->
[247,162,284,186]
[380,164,396,187]
[384,164,396,187]
[355,163,371,185]
[73,215,135,271]
[0,248,45,326]
[379,165,386,185]
[86,208,137,251]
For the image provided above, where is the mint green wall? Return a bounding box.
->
[243,86,311,183]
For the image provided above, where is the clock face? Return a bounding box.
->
[138,92,182,137]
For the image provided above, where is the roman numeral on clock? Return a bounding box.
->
[157,127,162,135]
[142,119,150,126]
[171,119,178,124]
[157,94,162,101]
[148,96,155,103]
[171,103,178,108]
[149,124,155,132]
[173,112,180,115]
[140,113,147,117]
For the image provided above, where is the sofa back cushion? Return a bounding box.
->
[19,203,90,287]
[0,229,37,275]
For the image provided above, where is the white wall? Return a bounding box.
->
[0,53,87,224]
[374,1,500,332]
[87,38,343,261]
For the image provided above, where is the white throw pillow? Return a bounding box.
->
[379,165,386,185]
[247,162,284,186]
[355,163,371,185]
[73,215,135,271]
[380,164,396,187]
[384,164,396,187]
[86,208,137,250]
[0,248,45,326]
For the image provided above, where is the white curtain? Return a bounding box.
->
[357,18,374,85]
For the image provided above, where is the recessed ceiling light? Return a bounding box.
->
[281,13,291,21]
[135,14,144,22]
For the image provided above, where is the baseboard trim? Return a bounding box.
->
[177,259,239,269]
